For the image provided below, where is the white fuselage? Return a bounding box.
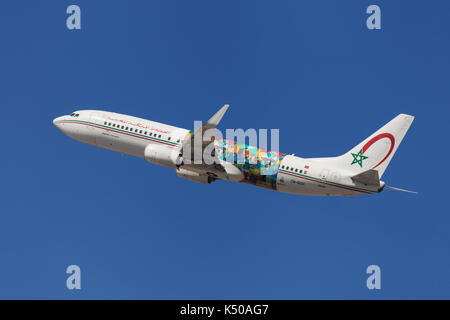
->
[54,110,382,196]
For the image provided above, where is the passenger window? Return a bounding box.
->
[104,122,107,125]
[125,127,128,130]
[121,126,124,129]
[139,130,142,134]
[144,131,147,135]
[158,135,161,138]
[281,165,285,169]
[135,129,138,132]
[177,139,180,143]
[168,137,171,140]
[300,170,303,174]
[295,169,298,172]
[112,124,116,127]
[286,167,289,170]
[149,133,152,136]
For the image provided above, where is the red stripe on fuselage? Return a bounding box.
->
[279,171,372,194]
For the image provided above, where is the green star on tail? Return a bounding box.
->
[351,149,368,167]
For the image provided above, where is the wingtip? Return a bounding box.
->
[206,104,230,126]
[399,113,415,121]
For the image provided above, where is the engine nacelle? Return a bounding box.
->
[176,168,212,184]
[144,144,180,168]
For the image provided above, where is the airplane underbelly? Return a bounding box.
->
[97,129,144,156]
[276,171,358,196]
[276,172,314,195]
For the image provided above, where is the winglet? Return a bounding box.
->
[205,104,229,129]
[182,104,230,155]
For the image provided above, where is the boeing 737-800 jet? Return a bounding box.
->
[53,105,416,196]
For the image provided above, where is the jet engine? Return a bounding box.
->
[176,168,214,184]
[144,144,180,168]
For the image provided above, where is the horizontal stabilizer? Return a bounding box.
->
[351,169,380,187]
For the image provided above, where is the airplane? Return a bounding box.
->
[53,105,416,196]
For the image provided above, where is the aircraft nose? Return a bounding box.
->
[53,116,64,127]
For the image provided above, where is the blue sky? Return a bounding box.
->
[0,0,448,299]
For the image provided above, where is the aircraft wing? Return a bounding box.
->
[179,104,244,182]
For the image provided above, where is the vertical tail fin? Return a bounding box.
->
[336,114,414,178]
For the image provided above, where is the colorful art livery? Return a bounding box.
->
[214,139,285,190]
